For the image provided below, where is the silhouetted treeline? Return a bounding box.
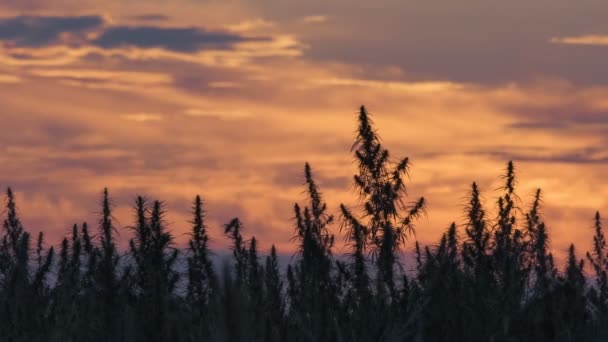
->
[1,106,607,341]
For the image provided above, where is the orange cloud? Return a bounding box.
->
[550,35,608,46]
[226,18,275,32]
[301,15,328,24]
[122,113,163,122]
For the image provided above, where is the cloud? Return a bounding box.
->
[2,67,607,257]
[309,77,464,93]
[253,1,608,85]
[208,81,241,88]
[0,16,301,69]
[470,147,608,165]
[0,74,21,83]
[509,113,608,131]
[183,108,251,119]
[26,68,173,91]
[93,26,263,52]
[301,15,328,24]
[226,18,275,32]
[498,86,608,134]
[122,113,163,122]
[2,3,608,259]
[29,68,172,84]
[0,15,277,68]
[0,40,301,69]
[0,15,103,47]
[550,35,608,46]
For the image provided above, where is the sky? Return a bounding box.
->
[1,0,608,264]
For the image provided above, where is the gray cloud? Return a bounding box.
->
[505,103,608,132]
[470,147,608,165]
[508,121,570,130]
[93,26,264,52]
[0,15,267,53]
[251,0,608,85]
[0,15,103,46]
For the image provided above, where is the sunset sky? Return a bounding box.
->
[1,0,608,263]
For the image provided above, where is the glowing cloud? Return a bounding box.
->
[122,113,163,122]
[0,74,21,83]
[183,108,251,119]
[550,35,608,46]
[226,18,275,32]
[301,15,328,23]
